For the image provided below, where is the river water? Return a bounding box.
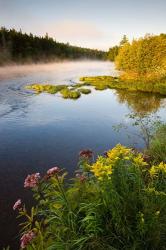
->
[0,61,165,249]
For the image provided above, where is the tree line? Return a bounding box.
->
[108,34,166,81]
[0,27,107,65]
[115,34,166,80]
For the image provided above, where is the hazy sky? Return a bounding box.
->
[0,0,166,50]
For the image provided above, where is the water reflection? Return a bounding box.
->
[115,90,166,114]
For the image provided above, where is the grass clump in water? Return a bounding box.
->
[60,88,81,99]
[78,88,91,94]
[26,84,67,94]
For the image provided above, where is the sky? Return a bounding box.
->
[0,0,166,50]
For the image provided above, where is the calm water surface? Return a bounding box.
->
[0,61,165,249]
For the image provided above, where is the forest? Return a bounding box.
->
[115,34,166,81]
[0,27,106,65]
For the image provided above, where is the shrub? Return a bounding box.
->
[14,145,166,250]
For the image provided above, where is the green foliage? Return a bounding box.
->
[80,75,166,95]
[0,27,106,65]
[15,144,166,250]
[60,88,81,99]
[148,124,166,164]
[26,84,67,94]
[107,35,128,62]
[107,46,119,61]
[115,34,166,80]
[80,76,114,90]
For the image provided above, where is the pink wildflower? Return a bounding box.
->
[76,173,86,183]
[13,199,22,210]
[24,173,40,188]
[79,149,93,159]
[47,166,60,176]
[20,230,36,249]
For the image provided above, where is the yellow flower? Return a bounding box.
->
[149,162,166,177]
[91,157,113,180]
[107,144,131,164]
[133,154,148,167]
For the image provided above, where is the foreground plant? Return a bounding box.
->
[14,145,166,250]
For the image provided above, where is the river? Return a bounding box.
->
[0,61,165,249]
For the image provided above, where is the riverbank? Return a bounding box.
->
[80,76,166,95]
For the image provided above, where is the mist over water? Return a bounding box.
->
[0,61,165,249]
[0,60,118,80]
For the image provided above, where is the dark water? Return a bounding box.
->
[0,61,165,249]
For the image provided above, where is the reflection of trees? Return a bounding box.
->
[115,90,165,114]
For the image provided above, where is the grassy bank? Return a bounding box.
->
[80,76,166,95]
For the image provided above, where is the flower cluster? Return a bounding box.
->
[79,149,93,159]
[47,166,60,177]
[91,144,148,180]
[91,156,113,180]
[13,199,22,210]
[107,144,131,163]
[20,230,36,249]
[24,173,40,188]
[149,162,166,177]
[133,153,148,167]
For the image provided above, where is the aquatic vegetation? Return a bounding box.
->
[80,75,114,90]
[14,142,166,250]
[60,88,81,99]
[26,73,166,103]
[80,75,166,95]
[78,88,91,94]
[26,84,67,94]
